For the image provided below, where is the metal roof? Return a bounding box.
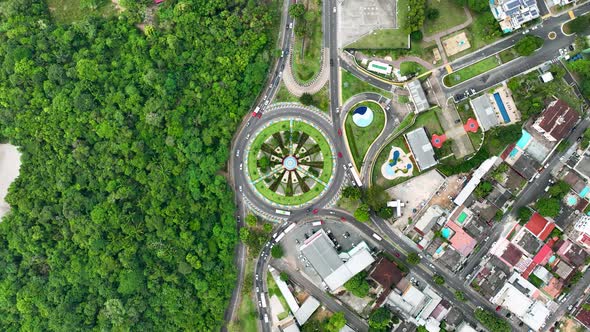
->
[294,296,320,325]
[300,229,343,279]
[407,80,429,113]
[470,95,499,131]
[405,127,437,171]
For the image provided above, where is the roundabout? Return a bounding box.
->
[241,108,338,209]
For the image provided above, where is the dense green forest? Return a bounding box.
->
[0,0,276,330]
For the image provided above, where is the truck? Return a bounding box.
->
[252,106,261,117]
[263,314,269,323]
[347,163,363,187]
[311,221,323,226]
[372,233,382,241]
[275,209,291,216]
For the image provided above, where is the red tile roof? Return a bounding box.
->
[525,212,555,241]
[533,245,553,265]
[537,100,579,141]
[576,304,590,329]
[370,258,403,290]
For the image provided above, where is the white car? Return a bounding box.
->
[236,150,240,157]
[239,163,243,171]
[239,186,243,193]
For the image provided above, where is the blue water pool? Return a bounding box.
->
[509,148,518,158]
[566,194,578,207]
[580,186,590,198]
[435,246,444,254]
[493,92,511,123]
[407,163,412,170]
[516,130,532,150]
[548,255,556,264]
[441,227,451,239]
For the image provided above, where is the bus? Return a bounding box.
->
[372,233,382,241]
[275,233,286,242]
[284,223,296,234]
[348,163,363,187]
[260,295,267,308]
[276,209,291,216]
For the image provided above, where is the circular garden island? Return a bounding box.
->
[246,118,334,206]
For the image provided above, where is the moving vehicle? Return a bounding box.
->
[348,163,363,187]
[275,209,291,216]
[284,223,296,234]
[312,221,323,226]
[372,233,382,241]
[252,106,261,117]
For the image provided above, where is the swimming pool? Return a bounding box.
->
[580,186,590,198]
[566,194,578,207]
[493,92,511,123]
[441,227,451,239]
[516,130,532,150]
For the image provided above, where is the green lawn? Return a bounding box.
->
[275,83,300,103]
[400,61,426,77]
[341,69,393,102]
[346,29,409,49]
[455,100,475,122]
[229,259,257,332]
[443,56,500,86]
[292,0,323,83]
[498,47,519,64]
[337,197,361,214]
[408,107,444,135]
[47,0,117,23]
[468,130,484,150]
[563,13,590,34]
[423,0,468,37]
[345,101,386,168]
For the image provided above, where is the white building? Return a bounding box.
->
[453,157,498,206]
[573,215,590,250]
[490,0,540,33]
[368,61,392,75]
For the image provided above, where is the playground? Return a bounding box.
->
[442,32,471,56]
[380,146,414,180]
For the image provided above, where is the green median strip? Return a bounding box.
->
[443,56,500,87]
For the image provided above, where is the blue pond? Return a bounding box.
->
[352,106,374,128]
[493,92,511,123]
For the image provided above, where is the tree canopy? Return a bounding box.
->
[368,307,392,331]
[344,271,370,298]
[0,0,276,330]
[515,35,544,56]
[535,197,561,218]
[474,309,511,332]
[354,203,370,222]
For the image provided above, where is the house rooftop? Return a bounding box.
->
[470,95,499,131]
[536,99,579,141]
[501,243,524,266]
[407,80,429,113]
[525,212,555,241]
[369,258,403,290]
[405,127,437,171]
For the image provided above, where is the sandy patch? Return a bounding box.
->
[0,144,21,220]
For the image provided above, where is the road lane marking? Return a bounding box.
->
[569,10,575,19]
[445,64,453,74]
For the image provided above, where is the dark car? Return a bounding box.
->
[330,59,334,66]
[454,94,466,103]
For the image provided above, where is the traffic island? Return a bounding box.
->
[245,118,335,207]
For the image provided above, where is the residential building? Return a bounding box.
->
[525,212,556,241]
[369,258,403,306]
[405,127,437,171]
[532,99,579,142]
[490,0,540,33]
[470,95,499,131]
[454,157,498,205]
[414,205,446,236]
[299,229,375,291]
[406,80,429,113]
[573,215,590,250]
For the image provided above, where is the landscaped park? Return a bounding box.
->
[344,101,386,168]
[246,118,334,206]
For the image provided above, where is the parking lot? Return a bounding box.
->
[338,0,397,47]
